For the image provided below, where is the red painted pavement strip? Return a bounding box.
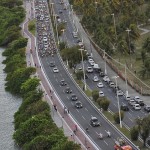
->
[23,22,95,150]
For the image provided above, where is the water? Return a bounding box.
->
[0,48,21,150]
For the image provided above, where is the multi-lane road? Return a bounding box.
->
[33,0,141,149]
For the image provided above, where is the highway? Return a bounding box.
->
[34,0,139,149]
[51,0,149,130]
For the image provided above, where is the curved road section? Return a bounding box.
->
[24,0,139,150]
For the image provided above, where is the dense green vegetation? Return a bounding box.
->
[0,0,80,149]
[69,0,150,82]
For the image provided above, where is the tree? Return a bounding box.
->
[130,126,139,141]
[75,70,83,80]
[92,90,99,101]
[98,97,110,111]
[136,116,150,147]
[21,78,40,95]
[5,67,36,94]
[113,111,124,124]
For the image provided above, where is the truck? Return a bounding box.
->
[93,63,101,73]
[114,137,132,150]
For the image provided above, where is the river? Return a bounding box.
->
[0,48,21,150]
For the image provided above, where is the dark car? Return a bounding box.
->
[121,104,129,111]
[75,101,83,108]
[135,99,144,106]
[59,10,63,14]
[90,117,100,127]
[99,71,105,77]
[65,87,72,94]
[70,94,78,101]
[50,61,55,67]
[144,105,150,112]
[60,79,67,86]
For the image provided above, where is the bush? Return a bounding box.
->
[92,90,99,101]
[113,111,124,124]
[75,70,83,80]
[130,126,139,141]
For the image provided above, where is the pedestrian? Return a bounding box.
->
[53,104,57,112]
[67,109,69,114]
[73,129,76,135]
[64,107,67,114]
[49,89,51,93]
[51,95,53,100]
[75,124,78,131]
[35,63,36,67]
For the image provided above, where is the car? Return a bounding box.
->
[121,104,129,111]
[133,104,141,110]
[49,61,55,67]
[85,74,88,79]
[75,101,83,108]
[103,76,110,82]
[123,95,131,101]
[86,67,93,73]
[128,99,136,106]
[135,99,144,106]
[77,38,82,43]
[88,58,94,64]
[97,82,104,88]
[60,79,67,86]
[90,117,100,127]
[93,75,99,82]
[59,10,63,13]
[109,81,115,88]
[72,31,78,38]
[65,87,72,94]
[70,94,78,101]
[43,36,47,41]
[116,90,124,96]
[99,91,104,97]
[134,96,140,101]
[53,67,59,73]
[144,105,150,112]
[99,71,105,77]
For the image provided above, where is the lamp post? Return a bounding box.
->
[126,28,132,68]
[113,76,122,128]
[79,49,87,91]
[95,1,98,14]
[111,13,117,43]
[125,64,128,96]
[104,50,107,75]
[54,14,59,45]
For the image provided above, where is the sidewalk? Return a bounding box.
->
[22,1,95,150]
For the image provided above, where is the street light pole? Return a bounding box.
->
[111,13,117,43]
[126,28,132,68]
[104,50,107,75]
[125,64,128,96]
[54,14,59,45]
[79,49,87,91]
[113,76,122,128]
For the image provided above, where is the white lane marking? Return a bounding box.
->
[56,78,58,82]
[128,112,132,116]
[67,96,69,99]
[130,109,133,112]
[129,117,133,122]
[53,74,55,78]
[140,110,144,113]
[85,108,88,111]
[60,73,62,77]
[82,115,86,120]
[104,140,108,145]
[95,131,99,135]
[71,102,74,105]
[76,109,79,112]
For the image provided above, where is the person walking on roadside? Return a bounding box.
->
[53,104,57,112]
[75,124,78,131]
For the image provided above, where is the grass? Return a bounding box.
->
[28,19,36,35]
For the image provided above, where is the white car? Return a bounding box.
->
[88,58,94,64]
[53,67,59,73]
[93,75,99,82]
[90,61,95,66]
[109,81,115,88]
[128,100,136,106]
[103,76,110,82]
[97,82,104,88]
[99,91,104,97]
[123,95,131,101]
[117,90,124,96]
[133,104,141,110]
[134,96,140,101]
